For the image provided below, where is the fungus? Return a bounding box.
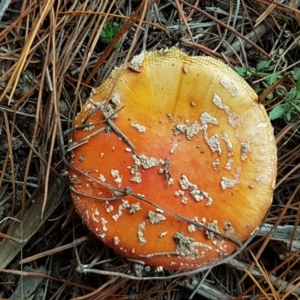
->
[69,48,277,271]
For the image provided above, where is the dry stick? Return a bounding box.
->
[79,102,136,151]
[19,236,90,264]
[185,281,232,299]
[67,127,106,152]
[255,0,280,28]
[186,0,199,20]
[255,0,300,13]
[180,0,271,59]
[65,105,124,135]
[96,103,136,151]
[212,3,225,51]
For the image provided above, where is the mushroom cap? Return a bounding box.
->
[69,48,277,271]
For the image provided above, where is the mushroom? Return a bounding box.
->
[68,47,277,271]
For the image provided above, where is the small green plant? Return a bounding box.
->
[269,67,300,122]
[100,23,122,48]
[234,60,282,99]
[235,62,300,122]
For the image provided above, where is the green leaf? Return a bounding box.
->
[114,41,121,49]
[256,60,272,71]
[100,36,111,44]
[100,23,122,47]
[285,88,297,101]
[269,104,287,120]
[295,92,300,100]
[112,24,122,35]
[267,92,274,100]
[296,80,300,92]
[293,67,300,81]
[266,74,280,86]
[285,110,292,122]
[254,87,263,95]
[234,66,248,77]
[234,66,255,77]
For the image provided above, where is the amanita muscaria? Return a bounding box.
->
[69,47,277,271]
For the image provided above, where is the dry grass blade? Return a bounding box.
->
[19,236,89,264]
[2,112,15,213]
[254,0,280,27]
[41,6,59,219]
[0,0,54,103]
[174,0,194,44]
[290,0,300,25]
[0,267,95,292]
[257,77,285,104]
[84,0,150,87]
[180,0,271,59]
[0,178,65,269]
[254,0,300,14]
[281,278,300,300]
[249,251,279,299]
[244,269,275,299]
[72,278,118,300]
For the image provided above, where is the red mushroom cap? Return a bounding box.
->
[69,47,277,271]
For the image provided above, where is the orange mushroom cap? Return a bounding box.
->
[69,47,277,271]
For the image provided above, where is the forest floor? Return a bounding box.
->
[0,0,300,299]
